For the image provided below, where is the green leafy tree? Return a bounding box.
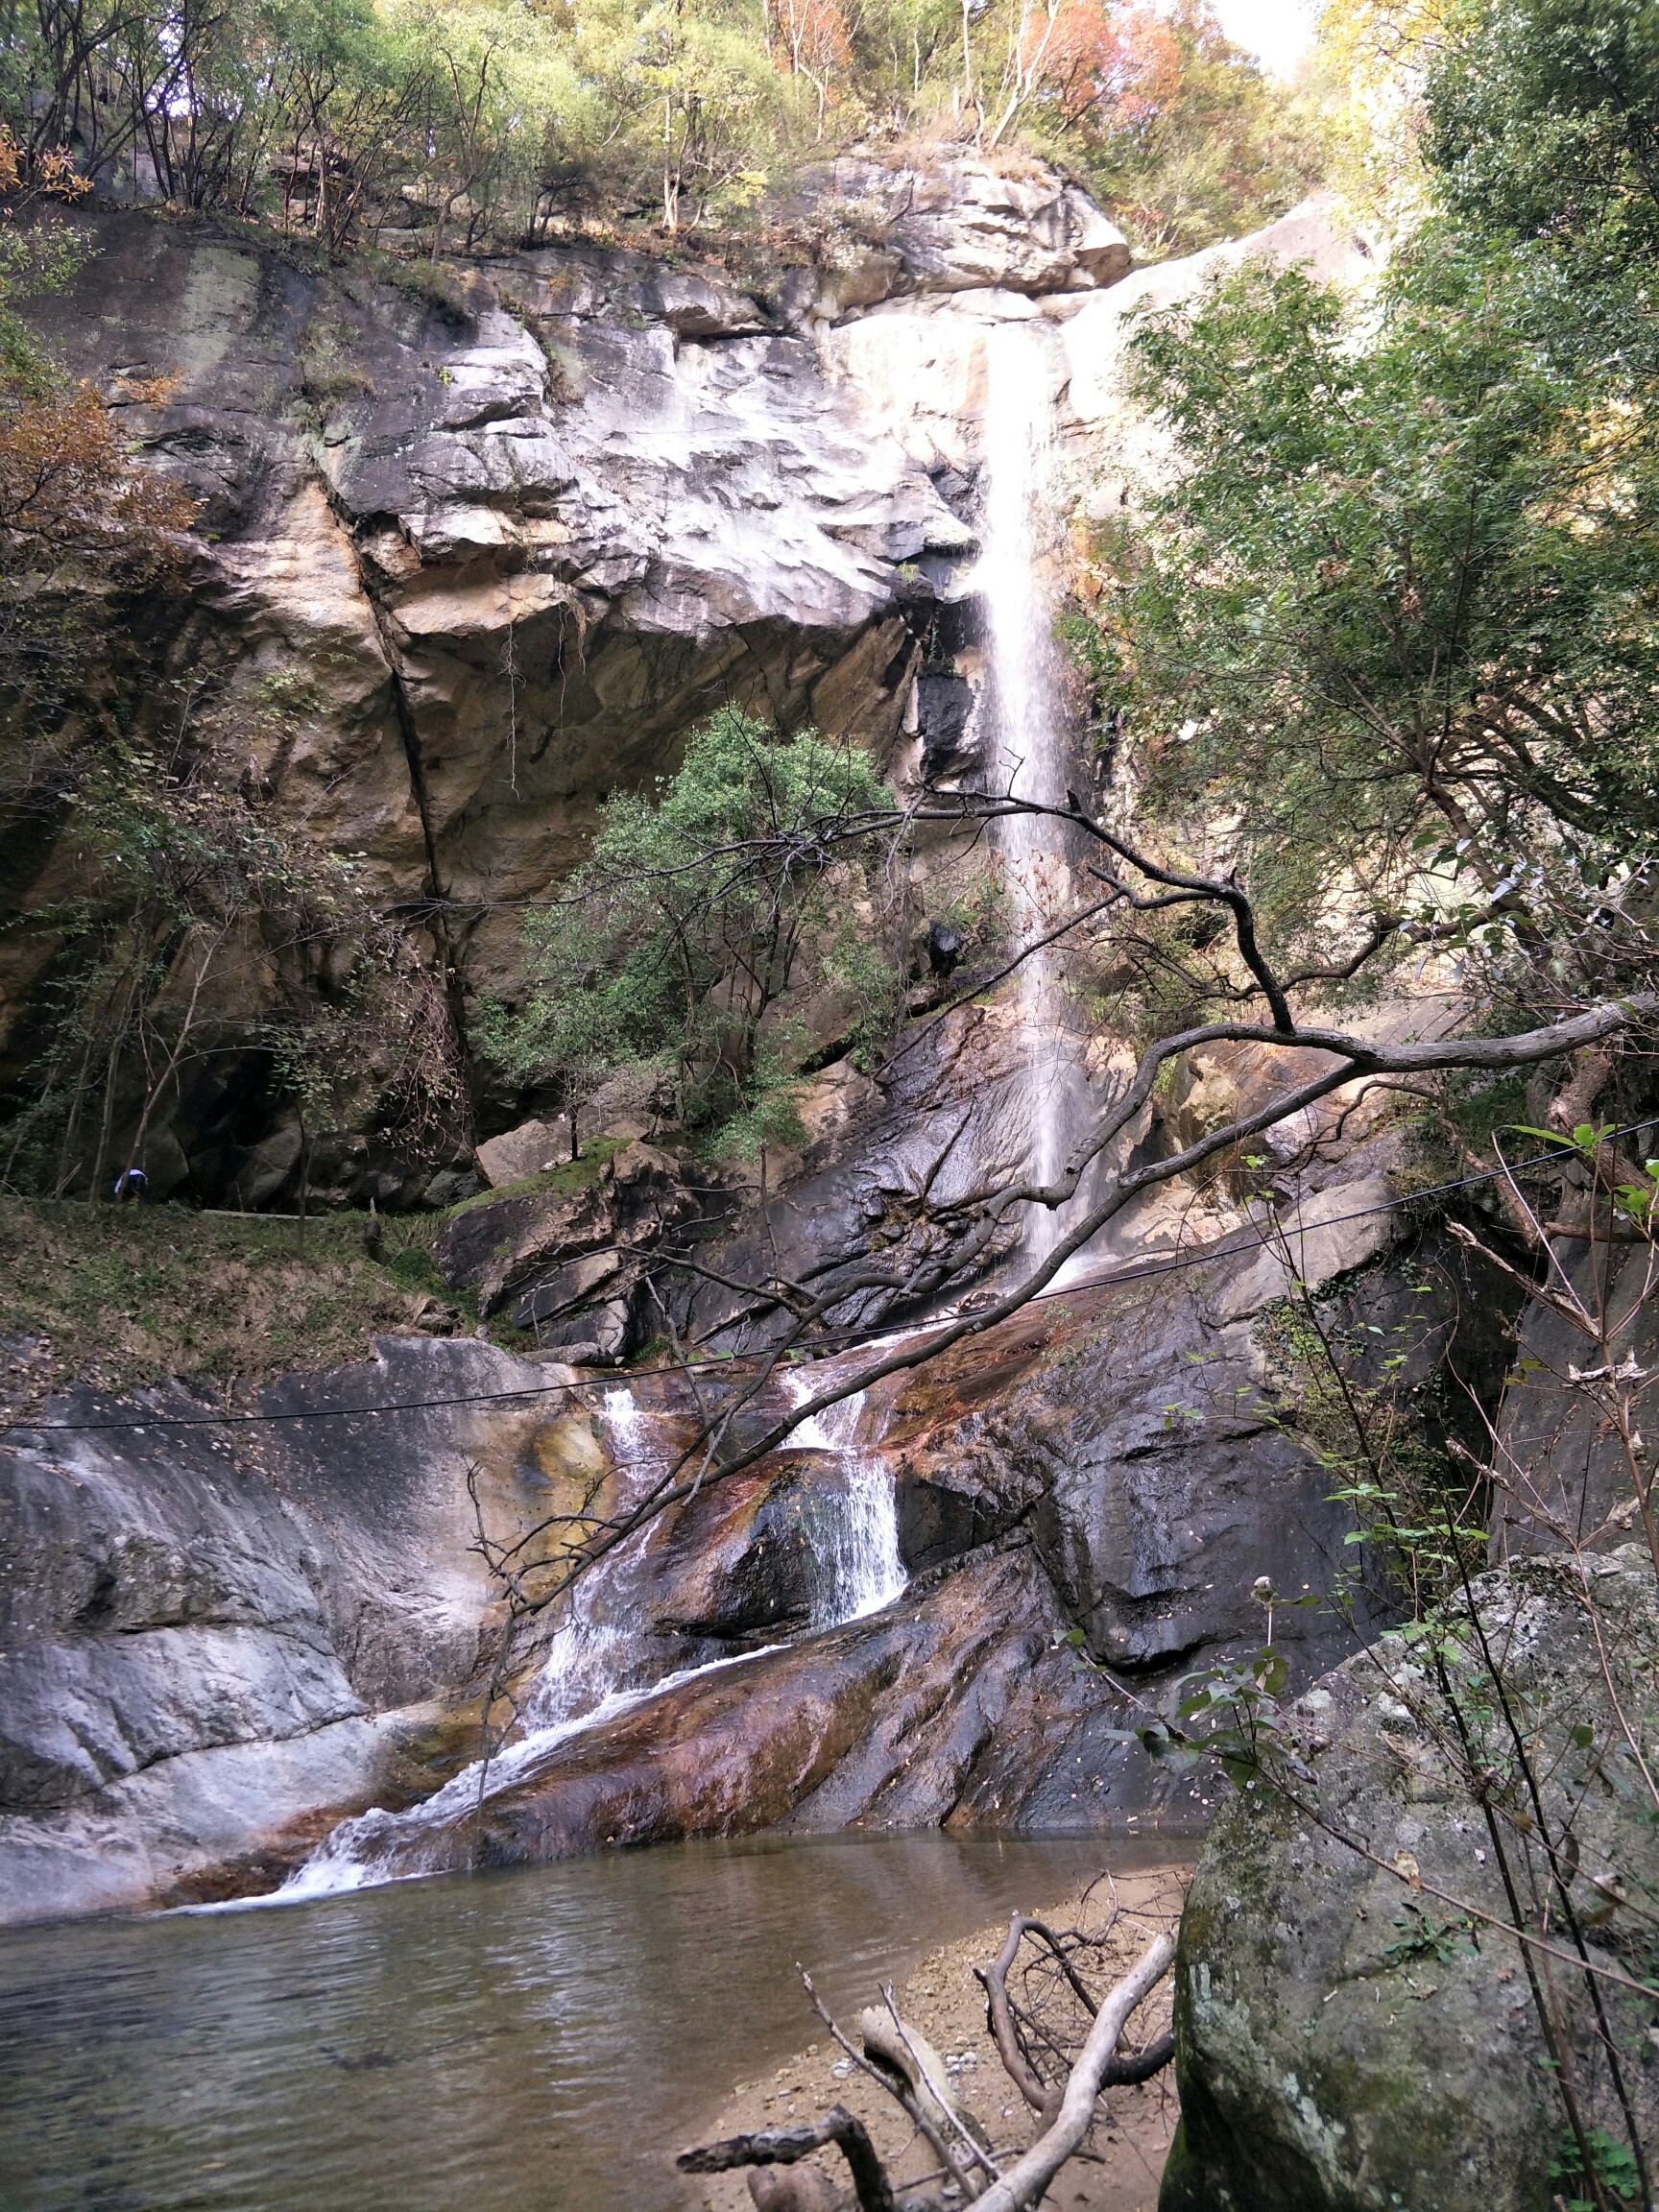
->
[1097,233,1659,1028]
[487,707,898,1151]
[1425,0,1659,274]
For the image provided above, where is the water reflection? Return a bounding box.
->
[0,1832,1183,2212]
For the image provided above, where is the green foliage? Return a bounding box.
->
[445,1137,628,1214]
[1254,1272,1482,1612]
[1551,2124,1645,2209]
[1,732,468,1199]
[0,0,1322,252]
[1426,0,1659,276]
[487,708,897,1154]
[1510,1119,1659,1228]
[1437,1070,1530,1156]
[0,210,83,397]
[1116,1638,1311,1790]
[1381,1901,1479,1968]
[1099,225,1659,1021]
[1045,1,1332,258]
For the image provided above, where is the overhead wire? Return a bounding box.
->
[18,1118,1655,1436]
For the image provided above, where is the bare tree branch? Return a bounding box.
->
[970,1933,1176,2212]
[678,2106,897,2212]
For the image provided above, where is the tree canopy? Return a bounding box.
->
[485,708,899,1154]
[0,0,1327,254]
[1080,0,1659,1055]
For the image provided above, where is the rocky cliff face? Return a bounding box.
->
[1162,1551,1659,2212]
[0,167,1433,1929]
[2,165,1366,1213]
[0,1336,554,1919]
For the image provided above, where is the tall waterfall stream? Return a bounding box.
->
[978,325,1099,1274]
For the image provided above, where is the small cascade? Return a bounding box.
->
[782,1370,907,1625]
[977,324,1094,1271]
[265,1364,909,1902]
[512,1384,655,1731]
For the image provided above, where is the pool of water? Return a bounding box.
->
[0,1831,1187,2212]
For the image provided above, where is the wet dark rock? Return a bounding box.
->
[677,1004,1040,1349]
[1162,1551,1659,2212]
[925,919,964,977]
[916,672,974,780]
[894,1465,1011,1573]
[636,1454,839,1643]
[0,1156,1540,1925]
[872,1208,1520,1698]
[332,1546,1145,1882]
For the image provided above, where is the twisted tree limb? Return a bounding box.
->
[677,2105,895,2212]
[979,1913,1176,2125]
[970,1932,1177,2212]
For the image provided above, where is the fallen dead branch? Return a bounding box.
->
[977,1897,1177,2128]
[970,1931,1176,2212]
[861,1993,998,2192]
[677,2106,895,2212]
[678,1887,1179,2211]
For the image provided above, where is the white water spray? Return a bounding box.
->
[262,1369,907,1903]
[978,324,1090,1267]
[782,1371,906,1625]
[505,1384,656,1734]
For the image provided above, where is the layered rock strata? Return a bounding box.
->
[3,175,1367,1212]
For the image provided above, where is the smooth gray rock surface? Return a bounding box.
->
[1162,1550,1659,2212]
[0,1335,559,1920]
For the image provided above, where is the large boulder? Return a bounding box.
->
[1162,1550,1659,2212]
[433,1139,707,1348]
[795,152,1130,317]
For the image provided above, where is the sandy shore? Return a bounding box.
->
[685,1862,1190,2212]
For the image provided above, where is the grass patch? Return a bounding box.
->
[446,1137,628,1215]
[0,1197,527,1406]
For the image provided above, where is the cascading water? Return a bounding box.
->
[977,323,1094,1270]
[781,1371,906,1625]
[507,1384,652,1731]
[260,1368,907,1902]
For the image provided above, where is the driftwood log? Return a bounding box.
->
[677,1913,1177,2212]
[677,2105,895,2212]
[970,1931,1176,2212]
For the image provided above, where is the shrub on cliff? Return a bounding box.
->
[0,130,195,733]
[484,706,900,1156]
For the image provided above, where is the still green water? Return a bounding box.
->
[0,1832,1178,2212]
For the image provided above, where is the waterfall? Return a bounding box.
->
[511,1385,654,1732]
[255,1370,907,1904]
[782,1371,906,1625]
[978,324,1091,1269]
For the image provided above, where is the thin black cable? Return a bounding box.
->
[17,1118,1653,1436]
